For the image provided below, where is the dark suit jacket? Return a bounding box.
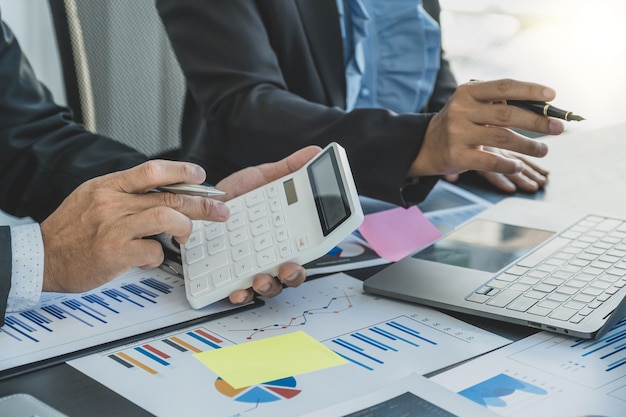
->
[157,0,457,206]
[0,13,147,322]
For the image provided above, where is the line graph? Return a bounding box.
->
[231,291,354,339]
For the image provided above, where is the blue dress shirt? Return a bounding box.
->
[336,0,441,114]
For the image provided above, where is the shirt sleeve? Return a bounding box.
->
[6,223,44,312]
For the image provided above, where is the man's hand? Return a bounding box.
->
[445,147,549,193]
[410,79,564,179]
[215,145,322,304]
[40,160,229,293]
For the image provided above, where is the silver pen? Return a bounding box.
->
[154,183,226,197]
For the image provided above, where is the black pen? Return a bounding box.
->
[507,100,585,122]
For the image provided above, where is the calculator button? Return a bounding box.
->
[189,251,228,279]
[279,243,292,258]
[227,212,246,231]
[185,245,205,265]
[207,236,227,255]
[234,258,254,277]
[272,212,285,227]
[254,234,274,252]
[231,242,251,261]
[269,198,281,212]
[257,248,277,267]
[296,236,309,251]
[229,229,249,246]
[266,184,279,197]
[245,189,264,207]
[227,199,243,214]
[188,275,210,295]
[248,205,267,221]
[204,223,224,240]
[211,266,232,287]
[251,218,270,237]
[275,226,288,242]
[185,230,203,249]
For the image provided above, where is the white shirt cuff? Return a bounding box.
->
[6,223,44,312]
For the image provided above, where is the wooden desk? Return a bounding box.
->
[2,122,625,416]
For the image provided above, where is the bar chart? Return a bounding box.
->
[510,319,626,389]
[107,327,231,376]
[0,268,249,374]
[572,319,626,373]
[331,316,438,371]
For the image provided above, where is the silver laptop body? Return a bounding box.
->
[364,198,626,339]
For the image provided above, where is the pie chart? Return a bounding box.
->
[328,242,365,257]
[215,376,302,403]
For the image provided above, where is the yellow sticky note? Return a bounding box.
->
[194,331,347,389]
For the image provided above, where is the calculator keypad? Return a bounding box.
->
[183,186,307,299]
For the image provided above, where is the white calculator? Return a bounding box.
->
[181,142,364,308]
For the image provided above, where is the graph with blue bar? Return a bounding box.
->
[0,268,244,373]
[572,319,626,373]
[510,319,626,390]
[331,316,438,371]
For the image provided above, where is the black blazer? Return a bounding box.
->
[0,13,147,322]
[157,0,457,206]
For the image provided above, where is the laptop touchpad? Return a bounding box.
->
[413,218,554,273]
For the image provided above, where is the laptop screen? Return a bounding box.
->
[413,218,554,273]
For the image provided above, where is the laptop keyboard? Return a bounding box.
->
[466,215,626,324]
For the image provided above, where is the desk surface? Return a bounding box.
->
[456,121,626,216]
[2,122,625,417]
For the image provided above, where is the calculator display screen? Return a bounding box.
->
[308,148,351,236]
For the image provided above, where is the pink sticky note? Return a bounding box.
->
[357,205,442,262]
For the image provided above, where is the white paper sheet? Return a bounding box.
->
[300,372,500,417]
[69,273,510,417]
[0,267,250,374]
[432,321,626,417]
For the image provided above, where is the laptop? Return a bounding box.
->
[364,197,626,339]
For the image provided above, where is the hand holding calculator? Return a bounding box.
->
[180,143,364,308]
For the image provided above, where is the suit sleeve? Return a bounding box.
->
[157,0,439,206]
[0,226,11,324]
[0,17,147,222]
